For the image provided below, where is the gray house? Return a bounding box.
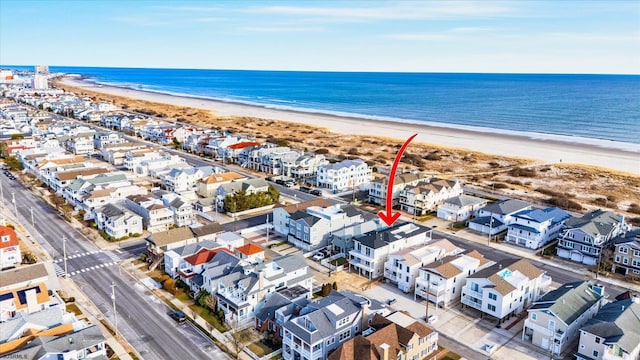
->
[522,281,604,356]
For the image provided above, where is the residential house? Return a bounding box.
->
[190,223,225,243]
[416,250,493,307]
[612,229,640,276]
[523,281,605,356]
[247,145,299,175]
[557,209,631,265]
[162,195,195,227]
[255,291,308,342]
[177,248,238,292]
[2,324,106,359]
[331,218,388,255]
[125,194,174,232]
[328,312,437,360]
[164,239,223,278]
[62,173,131,207]
[0,225,21,270]
[288,204,364,252]
[100,142,147,165]
[145,226,197,265]
[79,184,147,219]
[220,141,261,165]
[93,131,125,149]
[272,199,332,236]
[399,178,463,216]
[282,291,367,360]
[0,283,63,322]
[468,199,533,236]
[350,222,433,280]
[461,258,551,323]
[92,203,143,239]
[506,207,570,249]
[200,250,243,295]
[0,262,59,293]
[162,165,221,193]
[50,167,110,193]
[384,239,463,293]
[196,171,247,198]
[216,254,312,325]
[576,298,640,360]
[316,159,372,193]
[217,178,270,209]
[65,135,94,155]
[235,244,265,264]
[286,153,329,182]
[437,194,488,222]
[368,172,429,206]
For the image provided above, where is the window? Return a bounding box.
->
[623,258,629,265]
[326,338,335,345]
[593,350,599,357]
[487,304,496,311]
[620,247,628,254]
[489,293,497,300]
[595,337,601,344]
[548,320,555,331]
[531,313,537,321]
[339,329,351,341]
[615,255,621,262]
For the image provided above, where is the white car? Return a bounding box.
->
[312,253,325,261]
[427,314,437,324]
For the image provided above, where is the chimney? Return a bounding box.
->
[258,270,265,291]
[360,298,370,333]
[380,343,390,360]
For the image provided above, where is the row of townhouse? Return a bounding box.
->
[316,159,372,192]
[399,178,463,216]
[0,261,107,359]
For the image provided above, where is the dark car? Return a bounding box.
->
[310,189,322,196]
[169,310,186,323]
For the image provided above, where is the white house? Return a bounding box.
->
[368,172,429,206]
[288,204,364,252]
[125,194,174,232]
[92,203,143,239]
[349,222,433,280]
[316,159,372,193]
[399,178,463,216]
[272,199,332,236]
[506,207,570,249]
[0,225,21,270]
[468,199,533,235]
[437,194,488,222]
[461,258,551,323]
[384,239,463,293]
[415,250,493,307]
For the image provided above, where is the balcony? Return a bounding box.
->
[349,249,374,261]
[462,295,483,310]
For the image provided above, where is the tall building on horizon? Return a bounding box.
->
[35,65,49,74]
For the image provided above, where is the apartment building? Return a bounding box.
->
[523,281,604,356]
[557,209,631,265]
[368,172,429,206]
[506,207,570,249]
[288,204,364,252]
[461,258,551,323]
[399,178,463,216]
[316,159,372,193]
[350,222,433,280]
[415,250,493,307]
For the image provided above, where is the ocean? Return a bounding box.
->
[5,66,640,148]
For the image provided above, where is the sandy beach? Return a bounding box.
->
[61,77,639,175]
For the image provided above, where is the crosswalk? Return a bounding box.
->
[53,250,122,277]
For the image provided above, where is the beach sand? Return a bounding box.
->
[60,77,639,175]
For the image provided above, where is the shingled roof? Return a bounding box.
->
[529,281,603,325]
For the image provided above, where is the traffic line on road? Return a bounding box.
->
[57,261,119,277]
[53,250,103,263]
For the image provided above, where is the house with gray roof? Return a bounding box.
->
[468,199,533,236]
[255,288,310,341]
[506,207,570,249]
[557,209,632,265]
[611,229,640,277]
[523,281,605,356]
[437,194,489,222]
[282,291,370,360]
[3,324,107,360]
[576,298,640,360]
[215,253,312,326]
[163,239,223,278]
[288,204,364,252]
[349,222,433,280]
[92,203,143,239]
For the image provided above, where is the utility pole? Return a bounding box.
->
[63,237,68,277]
[111,282,118,339]
[11,191,17,217]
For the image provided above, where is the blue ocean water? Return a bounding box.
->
[5,66,640,147]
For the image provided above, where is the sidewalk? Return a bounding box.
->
[421,216,640,293]
[124,259,253,360]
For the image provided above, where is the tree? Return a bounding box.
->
[3,156,23,170]
[10,133,24,140]
[332,282,338,290]
[0,142,7,158]
[50,194,66,211]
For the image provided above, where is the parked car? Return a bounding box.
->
[310,189,322,196]
[387,298,397,305]
[312,252,325,261]
[168,310,186,323]
[427,314,437,324]
[299,186,312,193]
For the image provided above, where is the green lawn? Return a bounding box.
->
[188,304,227,332]
[329,257,348,266]
[176,291,191,302]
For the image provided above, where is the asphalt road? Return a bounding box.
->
[1,175,229,360]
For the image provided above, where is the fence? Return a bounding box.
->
[244,347,282,360]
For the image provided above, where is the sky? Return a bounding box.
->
[1,0,639,74]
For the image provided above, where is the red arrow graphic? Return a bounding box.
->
[378,133,418,226]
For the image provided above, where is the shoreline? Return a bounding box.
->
[60,77,640,175]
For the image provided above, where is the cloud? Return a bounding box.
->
[250,2,514,21]
[383,33,451,41]
[240,26,324,33]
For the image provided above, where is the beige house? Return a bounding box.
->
[523,281,604,356]
[196,171,247,198]
[399,178,463,216]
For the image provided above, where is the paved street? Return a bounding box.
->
[1,175,229,360]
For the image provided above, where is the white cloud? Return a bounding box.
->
[383,33,452,41]
[240,26,324,33]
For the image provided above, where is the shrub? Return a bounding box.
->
[547,196,583,211]
[628,203,640,215]
[491,182,509,189]
[488,161,500,168]
[508,167,537,177]
[163,278,176,294]
[315,148,329,155]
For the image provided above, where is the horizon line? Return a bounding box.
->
[1,64,639,76]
